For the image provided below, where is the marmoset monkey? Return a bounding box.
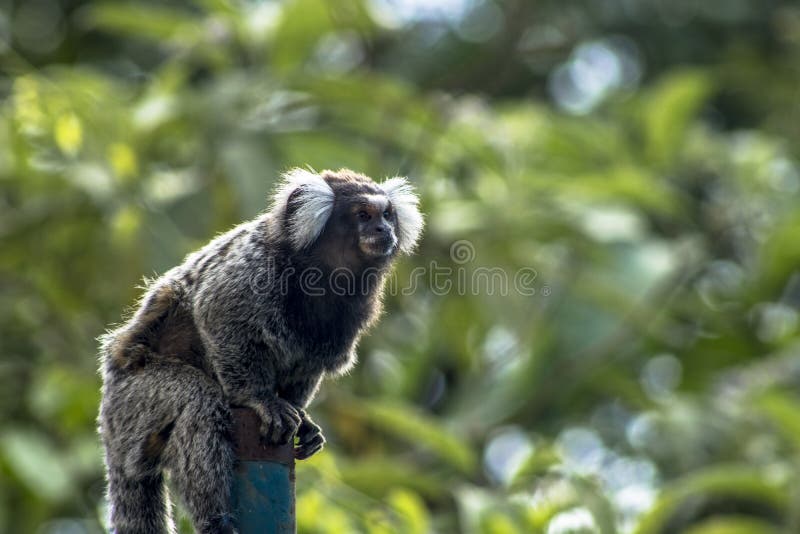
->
[98,168,423,533]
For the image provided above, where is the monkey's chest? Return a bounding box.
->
[283,292,369,371]
[299,332,355,371]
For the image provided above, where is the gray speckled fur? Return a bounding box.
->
[97,169,422,533]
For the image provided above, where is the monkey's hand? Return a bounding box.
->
[248,397,302,445]
[294,409,325,460]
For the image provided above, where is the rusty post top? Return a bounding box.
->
[232,407,295,464]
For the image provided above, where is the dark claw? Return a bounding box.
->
[294,416,325,459]
[294,433,325,460]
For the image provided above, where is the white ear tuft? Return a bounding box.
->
[381,177,424,254]
[273,168,335,250]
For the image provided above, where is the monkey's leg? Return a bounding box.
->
[160,367,237,534]
[101,362,236,534]
[194,325,303,448]
[100,365,183,534]
[104,467,171,534]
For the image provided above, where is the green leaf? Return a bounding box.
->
[642,69,713,165]
[633,465,788,534]
[271,0,334,72]
[270,0,374,72]
[509,445,561,489]
[683,516,782,534]
[756,390,800,450]
[81,3,202,44]
[336,457,447,499]
[387,488,430,534]
[0,428,73,502]
[337,398,478,474]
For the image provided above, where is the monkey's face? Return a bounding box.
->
[279,169,422,269]
[350,194,398,259]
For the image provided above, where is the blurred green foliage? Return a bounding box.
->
[2,0,800,532]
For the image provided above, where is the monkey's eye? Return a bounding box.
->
[383,209,391,218]
[357,210,371,221]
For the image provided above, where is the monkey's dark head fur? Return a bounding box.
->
[274,168,424,272]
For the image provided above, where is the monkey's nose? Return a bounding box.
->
[374,224,387,233]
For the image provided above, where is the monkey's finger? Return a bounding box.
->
[297,430,324,452]
[298,426,323,445]
[282,405,302,427]
[258,415,275,440]
[294,434,325,460]
[280,413,302,443]
[267,419,286,444]
[278,427,296,445]
[298,419,322,439]
[295,436,325,459]
[276,417,296,444]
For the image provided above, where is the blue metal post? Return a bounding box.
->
[231,408,296,533]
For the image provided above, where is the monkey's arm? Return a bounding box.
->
[280,373,324,409]
[191,242,305,444]
[199,326,302,444]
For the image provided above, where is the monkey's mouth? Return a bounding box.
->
[359,235,397,257]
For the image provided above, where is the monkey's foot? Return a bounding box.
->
[294,414,325,460]
[253,398,302,445]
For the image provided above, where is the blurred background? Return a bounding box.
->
[2,0,800,532]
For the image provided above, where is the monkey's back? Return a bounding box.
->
[100,217,266,377]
